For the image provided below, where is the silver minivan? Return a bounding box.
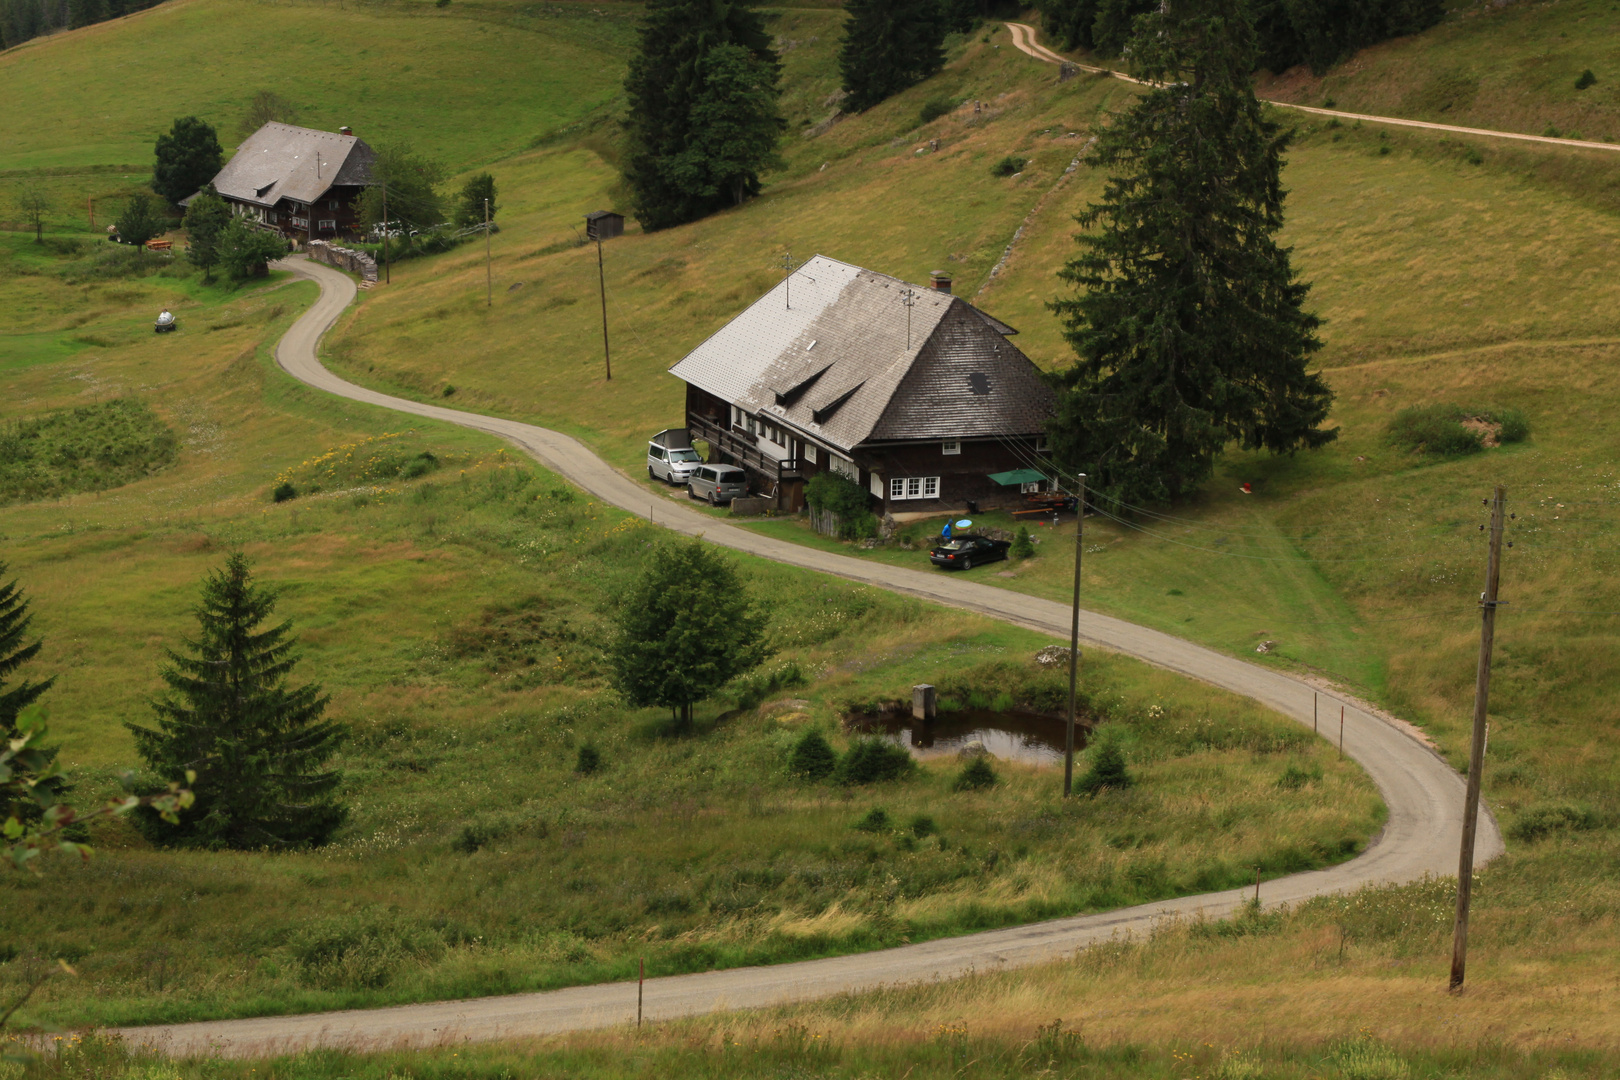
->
[648,441,702,484]
[687,464,749,505]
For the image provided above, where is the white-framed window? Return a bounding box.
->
[889,476,941,501]
[830,454,858,480]
[803,444,818,464]
[942,440,961,456]
[317,219,336,231]
[1021,480,1044,494]
[870,475,885,499]
[291,216,309,229]
[1035,435,1051,453]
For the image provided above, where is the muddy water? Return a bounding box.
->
[845,708,1089,767]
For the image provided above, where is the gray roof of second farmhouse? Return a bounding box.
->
[210,123,375,209]
[667,255,1055,454]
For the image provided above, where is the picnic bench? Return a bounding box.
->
[145,238,173,251]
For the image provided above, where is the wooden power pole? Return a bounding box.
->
[1064,474,1086,797]
[595,229,611,381]
[382,184,390,285]
[485,197,492,308]
[1450,484,1506,992]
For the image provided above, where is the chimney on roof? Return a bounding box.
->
[929,270,953,295]
[340,126,353,136]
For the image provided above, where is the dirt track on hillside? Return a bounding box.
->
[1004,21,1620,155]
[109,256,1502,1059]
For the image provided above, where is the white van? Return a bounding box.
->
[648,434,702,484]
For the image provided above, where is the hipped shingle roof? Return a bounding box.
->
[211,123,375,209]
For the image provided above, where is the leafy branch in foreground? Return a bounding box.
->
[3,708,193,872]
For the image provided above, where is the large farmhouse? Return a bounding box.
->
[668,255,1057,515]
[205,123,375,241]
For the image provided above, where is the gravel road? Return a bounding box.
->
[112,256,1501,1058]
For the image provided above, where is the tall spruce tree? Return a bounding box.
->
[1047,0,1335,505]
[622,0,783,231]
[183,188,231,282]
[838,0,948,113]
[1,564,54,743]
[128,554,346,850]
[0,563,64,824]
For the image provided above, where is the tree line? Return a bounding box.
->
[1036,0,1443,73]
[0,0,165,50]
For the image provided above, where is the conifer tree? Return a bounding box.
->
[1047,0,1335,505]
[183,188,231,282]
[607,540,771,728]
[128,554,347,850]
[0,564,54,744]
[152,116,223,207]
[838,0,948,113]
[114,193,161,248]
[0,563,63,820]
[622,0,783,231]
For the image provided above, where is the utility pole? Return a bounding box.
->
[1063,474,1087,797]
[901,288,917,350]
[382,184,390,285]
[1451,484,1506,992]
[594,224,611,381]
[484,196,492,308]
[780,249,793,309]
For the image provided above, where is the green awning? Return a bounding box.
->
[988,468,1047,486]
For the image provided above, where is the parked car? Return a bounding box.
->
[687,464,749,505]
[648,441,702,484]
[928,534,1011,571]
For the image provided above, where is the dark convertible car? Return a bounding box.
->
[928,534,1011,571]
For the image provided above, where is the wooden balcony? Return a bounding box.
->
[688,414,802,491]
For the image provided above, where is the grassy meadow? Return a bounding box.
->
[2,0,1619,1059]
[0,164,1377,1029]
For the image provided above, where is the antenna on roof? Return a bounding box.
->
[900,287,918,350]
[779,249,794,310]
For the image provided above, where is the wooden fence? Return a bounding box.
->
[808,507,842,537]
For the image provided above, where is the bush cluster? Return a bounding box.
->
[0,398,179,505]
[1508,801,1598,843]
[805,471,878,540]
[918,94,958,125]
[1385,404,1529,457]
[789,729,914,785]
[990,155,1028,177]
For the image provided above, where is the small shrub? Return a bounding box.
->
[953,756,997,791]
[272,481,297,503]
[1509,801,1598,843]
[1463,146,1483,165]
[909,814,936,838]
[453,821,503,853]
[1076,733,1132,795]
[1386,404,1484,456]
[918,94,957,125]
[1495,406,1530,443]
[575,743,602,775]
[1378,144,1391,155]
[990,155,1027,177]
[1276,763,1320,790]
[442,385,456,397]
[1543,125,1563,138]
[1009,526,1035,560]
[853,807,890,832]
[403,451,439,478]
[1575,69,1597,90]
[1322,97,1336,108]
[838,737,913,785]
[790,729,838,780]
[1331,1038,1410,1080]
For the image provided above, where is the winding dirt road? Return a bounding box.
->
[114,258,1502,1058]
[1005,21,1620,155]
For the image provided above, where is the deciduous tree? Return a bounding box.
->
[453,172,498,229]
[1047,0,1334,505]
[218,216,287,280]
[152,116,224,206]
[355,143,447,239]
[114,192,161,247]
[14,185,49,243]
[606,540,771,728]
[238,89,300,140]
[622,0,783,231]
[127,553,347,850]
[838,0,947,113]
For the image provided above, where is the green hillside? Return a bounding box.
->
[1,0,1619,1062]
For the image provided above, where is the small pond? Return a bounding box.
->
[845,707,1090,767]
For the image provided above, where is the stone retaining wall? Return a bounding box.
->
[308,239,378,282]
